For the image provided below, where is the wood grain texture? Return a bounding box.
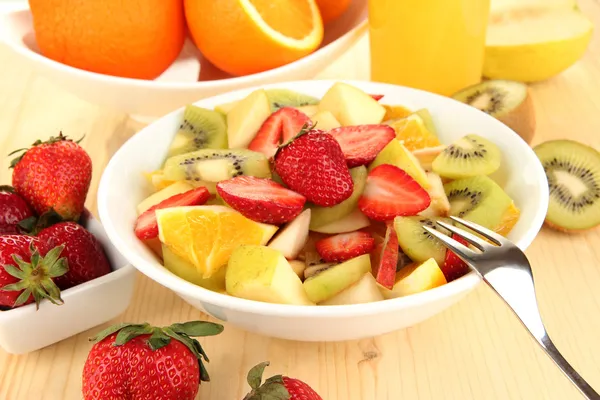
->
[1,1,600,398]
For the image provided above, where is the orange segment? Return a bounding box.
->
[383,105,413,121]
[185,0,324,76]
[495,202,521,237]
[387,114,442,151]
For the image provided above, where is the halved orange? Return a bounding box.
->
[184,0,324,76]
[387,114,442,151]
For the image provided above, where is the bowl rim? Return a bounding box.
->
[98,79,549,318]
[0,9,368,89]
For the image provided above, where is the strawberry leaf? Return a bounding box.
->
[247,361,269,390]
[170,321,225,337]
[89,323,139,343]
[147,328,172,350]
[243,362,291,400]
[0,185,15,193]
[114,324,154,345]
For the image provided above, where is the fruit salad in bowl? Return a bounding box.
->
[98,80,548,341]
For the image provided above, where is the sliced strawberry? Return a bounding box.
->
[248,107,311,158]
[134,187,210,240]
[441,234,471,282]
[370,223,398,289]
[315,231,375,263]
[358,164,431,221]
[370,94,384,101]
[329,125,395,167]
[216,176,306,224]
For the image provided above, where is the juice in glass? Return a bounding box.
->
[368,0,491,96]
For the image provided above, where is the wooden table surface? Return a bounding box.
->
[1,2,600,398]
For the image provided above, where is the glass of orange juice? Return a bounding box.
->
[368,0,491,96]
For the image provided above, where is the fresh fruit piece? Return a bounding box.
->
[303,254,370,303]
[444,175,514,232]
[452,80,536,144]
[370,223,398,289]
[496,202,521,236]
[295,105,319,117]
[533,139,600,232]
[412,145,446,171]
[369,139,431,189]
[484,6,593,82]
[166,105,228,159]
[289,260,307,280]
[383,104,413,121]
[266,89,320,112]
[267,209,311,259]
[432,134,502,179]
[137,181,195,215]
[386,113,442,151]
[359,164,431,221]
[303,263,333,280]
[226,245,314,305]
[37,222,112,290]
[216,176,306,224]
[311,110,341,131]
[82,321,223,400]
[145,170,179,191]
[329,124,395,167]
[310,208,371,234]
[315,231,375,263]
[318,82,386,126]
[320,273,384,305]
[394,216,451,266]
[441,234,471,282]
[162,148,271,183]
[162,244,226,292]
[185,0,324,76]
[215,100,239,115]
[156,206,278,278]
[274,129,353,207]
[370,94,384,101]
[243,361,323,400]
[0,186,34,235]
[29,0,185,79]
[0,236,67,309]
[248,107,311,158]
[315,0,351,24]
[413,109,438,135]
[135,187,210,240]
[11,133,92,221]
[298,232,327,267]
[418,173,451,218]
[309,166,367,229]
[226,89,272,149]
[384,258,447,298]
[144,237,163,259]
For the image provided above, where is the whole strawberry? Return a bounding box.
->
[0,235,68,310]
[0,186,34,235]
[10,132,92,221]
[243,361,323,400]
[274,128,353,207]
[37,221,111,290]
[82,320,224,400]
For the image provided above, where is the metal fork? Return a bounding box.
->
[423,216,600,400]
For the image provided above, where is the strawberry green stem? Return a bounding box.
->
[8,132,83,169]
[243,361,290,400]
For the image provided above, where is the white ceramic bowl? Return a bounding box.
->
[0,3,367,120]
[97,80,549,342]
[0,211,137,354]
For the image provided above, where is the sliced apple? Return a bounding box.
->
[267,209,311,260]
[320,273,384,305]
[381,258,447,299]
[369,139,431,189]
[311,110,341,131]
[295,105,319,117]
[226,245,314,305]
[411,145,446,171]
[137,181,195,215]
[162,245,226,292]
[289,260,307,280]
[215,99,239,115]
[227,89,272,149]
[418,173,451,218]
[318,82,386,126]
[370,223,398,290]
[310,208,370,234]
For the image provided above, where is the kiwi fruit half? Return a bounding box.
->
[162,149,271,184]
[533,139,600,232]
[266,89,320,112]
[444,175,514,231]
[452,80,536,144]
[432,134,502,179]
[166,105,228,158]
[393,216,452,266]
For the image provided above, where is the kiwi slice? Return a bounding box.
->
[266,89,319,112]
[166,105,228,158]
[393,216,452,266]
[444,175,513,231]
[162,149,271,184]
[452,80,536,144]
[432,134,502,179]
[303,263,334,280]
[533,140,600,232]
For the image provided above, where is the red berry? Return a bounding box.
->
[248,107,312,158]
[371,223,398,289]
[243,361,323,400]
[328,124,395,167]
[283,377,323,400]
[358,164,431,221]
[370,94,384,101]
[315,231,375,263]
[0,186,34,235]
[442,234,471,282]
[274,129,353,207]
[216,176,306,224]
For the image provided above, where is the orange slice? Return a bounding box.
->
[383,105,413,121]
[387,114,442,151]
[185,0,324,76]
[495,202,521,237]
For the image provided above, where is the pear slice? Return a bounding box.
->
[418,173,451,218]
[318,82,386,126]
[310,208,370,234]
[267,209,311,260]
[226,245,314,305]
[289,260,307,280]
[381,258,447,299]
[311,110,341,131]
[162,245,226,292]
[294,105,319,117]
[369,139,431,189]
[320,273,384,305]
[226,89,271,149]
[137,181,194,215]
[412,145,446,171]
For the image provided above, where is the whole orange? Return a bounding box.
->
[316,0,352,24]
[28,0,186,80]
